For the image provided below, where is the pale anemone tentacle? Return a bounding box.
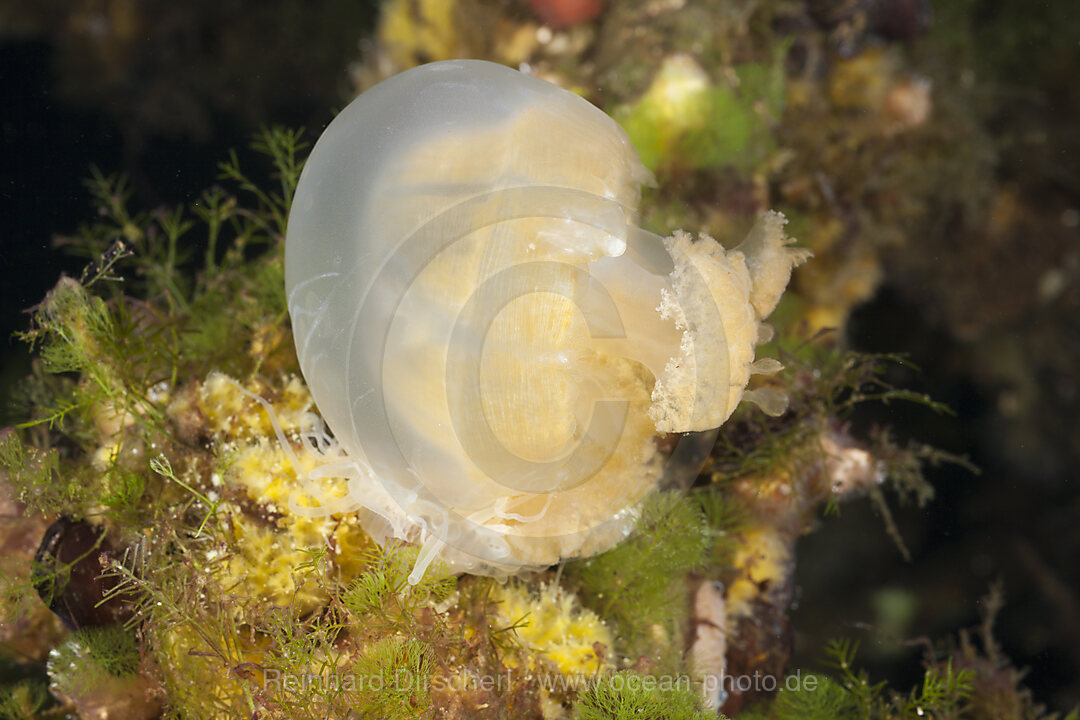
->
[283,60,811,582]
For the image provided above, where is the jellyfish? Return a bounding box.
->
[284,59,809,580]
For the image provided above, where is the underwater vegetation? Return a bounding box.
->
[2,0,1078,718]
[0,131,1053,719]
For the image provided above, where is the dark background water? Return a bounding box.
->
[1,0,1076,713]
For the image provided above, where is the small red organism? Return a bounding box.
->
[528,0,606,28]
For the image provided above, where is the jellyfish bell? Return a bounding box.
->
[284,59,809,580]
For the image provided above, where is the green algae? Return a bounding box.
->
[614,50,786,175]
